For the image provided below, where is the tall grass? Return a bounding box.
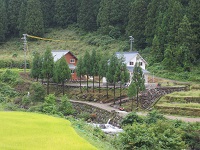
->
[0,111,96,150]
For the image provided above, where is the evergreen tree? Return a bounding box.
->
[126,0,148,49]
[40,0,55,28]
[128,82,136,111]
[106,54,120,104]
[188,0,200,62]
[131,63,145,109]
[18,1,27,37]
[90,49,98,93]
[57,56,71,95]
[151,35,163,63]
[25,0,44,36]
[109,0,130,35]
[7,0,23,36]
[30,52,41,81]
[76,56,83,93]
[97,0,112,34]
[0,0,7,42]
[163,45,176,70]
[42,48,54,95]
[82,50,91,92]
[176,15,194,70]
[77,0,100,31]
[54,0,77,27]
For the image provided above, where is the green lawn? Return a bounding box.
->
[0,111,97,150]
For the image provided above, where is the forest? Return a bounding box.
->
[0,0,199,72]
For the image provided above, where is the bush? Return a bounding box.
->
[145,110,166,124]
[0,69,19,85]
[0,82,18,98]
[42,94,57,115]
[30,82,45,102]
[58,95,74,116]
[121,112,144,126]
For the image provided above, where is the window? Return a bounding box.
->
[139,62,143,66]
[130,62,134,65]
[71,70,74,74]
[70,59,75,63]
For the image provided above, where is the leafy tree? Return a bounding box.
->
[131,63,145,109]
[25,0,44,36]
[42,48,54,95]
[42,94,57,114]
[7,0,23,36]
[56,56,71,95]
[0,0,7,42]
[18,1,27,37]
[76,56,83,93]
[30,52,41,81]
[82,50,91,92]
[126,0,148,49]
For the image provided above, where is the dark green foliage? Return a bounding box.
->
[40,0,55,28]
[7,0,22,36]
[131,63,145,109]
[127,82,136,111]
[54,0,77,27]
[0,82,18,100]
[145,110,166,124]
[42,94,57,114]
[76,56,83,93]
[77,0,100,31]
[25,0,44,36]
[0,0,7,42]
[18,1,27,37]
[126,0,148,49]
[30,82,45,102]
[30,52,42,81]
[58,95,74,116]
[0,69,19,85]
[82,50,91,92]
[90,49,98,92]
[42,48,54,94]
[121,112,144,126]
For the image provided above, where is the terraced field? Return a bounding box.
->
[0,111,96,150]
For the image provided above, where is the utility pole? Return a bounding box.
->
[21,34,27,73]
[129,36,134,52]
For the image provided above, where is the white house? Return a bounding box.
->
[115,51,149,84]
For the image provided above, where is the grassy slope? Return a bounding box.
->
[0,111,96,150]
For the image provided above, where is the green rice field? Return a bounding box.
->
[0,111,96,150]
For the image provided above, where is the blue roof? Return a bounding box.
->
[52,50,70,62]
[127,66,150,74]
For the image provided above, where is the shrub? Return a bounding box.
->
[30,82,45,102]
[121,112,144,126]
[42,94,57,115]
[58,95,74,116]
[0,69,19,85]
[145,110,166,124]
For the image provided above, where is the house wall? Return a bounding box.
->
[127,55,146,70]
[65,53,78,80]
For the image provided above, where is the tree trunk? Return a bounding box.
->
[62,81,65,95]
[93,75,94,93]
[114,83,116,104]
[87,74,89,92]
[131,97,133,111]
[47,75,49,95]
[136,91,139,110]
[80,75,82,93]
[106,82,108,98]
[98,75,101,93]
[120,82,122,106]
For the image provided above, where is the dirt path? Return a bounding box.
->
[70,100,200,123]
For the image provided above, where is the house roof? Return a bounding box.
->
[51,50,77,62]
[116,51,148,65]
[68,64,76,69]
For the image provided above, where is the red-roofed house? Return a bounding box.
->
[51,50,78,80]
